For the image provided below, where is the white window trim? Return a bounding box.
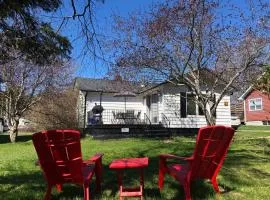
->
[248,98,262,111]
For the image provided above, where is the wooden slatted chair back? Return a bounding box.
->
[190,126,235,180]
[32,130,84,185]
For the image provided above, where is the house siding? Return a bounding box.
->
[245,90,270,122]
[77,82,232,128]
[160,84,231,128]
[215,94,231,126]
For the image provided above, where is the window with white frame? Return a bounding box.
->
[187,94,196,115]
[249,98,262,111]
[186,94,205,116]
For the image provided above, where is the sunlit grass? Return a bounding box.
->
[238,125,270,131]
[0,126,269,199]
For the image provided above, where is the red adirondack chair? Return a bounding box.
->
[158,126,235,200]
[32,129,103,200]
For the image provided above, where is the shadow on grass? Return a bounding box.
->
[0,167,218,200]
[0,171,46,199]
[219,146,270,191]
[100,140,269,199]
[100,155,221,200]
[1,136,268,199]
[0,134,33,144]
[0,170,107,200]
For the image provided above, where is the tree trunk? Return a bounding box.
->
[9,119,19,143]
[205,108,216,126]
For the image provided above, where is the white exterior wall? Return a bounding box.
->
[158,94,163,124]
[160,85,231,128]
[161,93,207,128]
[77,85,231,128]
[86,92,145,124]
[215,94,231,126]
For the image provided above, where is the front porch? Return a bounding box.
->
[85,124,171,139]
[88,109,155,125]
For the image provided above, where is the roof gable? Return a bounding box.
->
[238,86,254,100]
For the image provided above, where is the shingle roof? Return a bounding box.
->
[74,69,236,94]
[74,78,151,93]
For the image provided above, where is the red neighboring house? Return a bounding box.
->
[239,87,270,125]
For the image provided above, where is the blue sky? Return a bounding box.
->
[45,0,256,79]
[53,0,161,79]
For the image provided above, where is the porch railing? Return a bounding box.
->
[89,109,144,125]
[161,113,170,128]
[144,113,151,125]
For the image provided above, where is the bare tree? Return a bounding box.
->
[50,0,106,62]
[29,88,78,131]
[0,0,105,142]
[111,0,270,125]
[0,57,73,142]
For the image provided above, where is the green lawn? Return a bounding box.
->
[0,126,269,200]
[237,125,270,131]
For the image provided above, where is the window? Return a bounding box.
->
[151,94,159,104]
[187,94,196,115]
[181,93,208,117]
[249,98,262,111]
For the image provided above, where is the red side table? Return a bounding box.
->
[109,157,149,200]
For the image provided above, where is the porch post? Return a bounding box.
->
[124,96,127,113]
[83,92,88,129]
[99,91,103,106]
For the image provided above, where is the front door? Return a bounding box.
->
[146,94,159,124]
[150,94,159,124]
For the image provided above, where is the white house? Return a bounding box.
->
[74,78,231,129]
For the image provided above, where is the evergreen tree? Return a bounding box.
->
[255,66,270,98]
[0,0,71,65]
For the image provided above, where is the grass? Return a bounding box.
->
[237,125,270,138]
[238,125,270,131]
[0,126,269,200]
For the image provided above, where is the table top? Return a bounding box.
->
[109,157,149,169]
[116,113,137,119]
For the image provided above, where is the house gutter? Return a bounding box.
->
[81,89,118,93]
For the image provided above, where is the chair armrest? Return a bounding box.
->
[84,153,104,165]
[89,153,104,162]
[85,153,104,192]
[159,154,193,161]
